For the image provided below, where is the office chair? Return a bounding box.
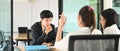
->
[0,30,7,51]
[17,27,28,45]
[18,27,28,33]
[69,35,120,51]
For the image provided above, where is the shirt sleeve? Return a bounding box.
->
[31,23,46,45]
[91,29,102,35]
[36,32,47,45]
[49,24,56,45]
[54,34,70,51]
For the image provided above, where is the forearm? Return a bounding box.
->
[49,30,56,45]
[42,42,53,47]
[37,33,46,43]
[56,27,63,41]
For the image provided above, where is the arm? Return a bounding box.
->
[43,25,56,46]
[56,27,63,41]
[31,24,46,45]
[49,25,56,45]
[56,13,66,41]
[36,32,47,44]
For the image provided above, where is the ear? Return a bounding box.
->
[104,18,106,25]
[40,18,42,21]
[78,15,82,21]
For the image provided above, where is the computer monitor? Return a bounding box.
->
[69,35,120,51]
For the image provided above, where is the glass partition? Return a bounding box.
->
[62,0,102,36]
[113,0,120,27]
[0,0,12,51]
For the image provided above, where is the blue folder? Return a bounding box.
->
[25,45,50,51]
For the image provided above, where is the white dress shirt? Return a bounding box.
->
[103,24,120,34]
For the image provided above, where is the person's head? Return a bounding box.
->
[100,8,118,28]
[78,6,95,29]
[40,10,53,27]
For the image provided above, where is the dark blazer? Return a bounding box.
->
[31,22,56,45]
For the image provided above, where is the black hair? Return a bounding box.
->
[101,8,118,28]
[40,10,53,19]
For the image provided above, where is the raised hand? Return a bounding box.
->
[59,12,66,28]
[56,12,66,41]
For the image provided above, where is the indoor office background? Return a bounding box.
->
[62,0,120,36]
[0,0,120,51]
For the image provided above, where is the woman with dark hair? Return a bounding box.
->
[100,8,120,51]
[100,8,120,34]
[54,6,102,51]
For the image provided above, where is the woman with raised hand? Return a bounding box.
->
[54,5,102,51]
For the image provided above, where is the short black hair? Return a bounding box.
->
[40,10,53,19]
[101,8,118,28]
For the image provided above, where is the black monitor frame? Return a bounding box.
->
[69,35,120,51]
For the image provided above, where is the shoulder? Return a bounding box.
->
[92,29,102,35]
[104,28,120,34]
[104,24,120,34]
[31,22,41,29]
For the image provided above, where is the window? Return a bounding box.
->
[61,0,102,36]
[113,0,120,27]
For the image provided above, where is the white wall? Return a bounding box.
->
[104,0,113,10]
[13,0,58,32]
[13,1,32,32]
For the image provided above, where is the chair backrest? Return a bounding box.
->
[0,30,6,50]
[69,35,120,51]
[0,31,4,48]
[18,27,28,33]
[26,29,32,45]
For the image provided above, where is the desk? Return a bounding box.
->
[15,46,58,51]
[14,33,32,46]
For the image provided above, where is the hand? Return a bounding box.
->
[45,25,52,35]
[59,12,66,29]
[42,42,53,47]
